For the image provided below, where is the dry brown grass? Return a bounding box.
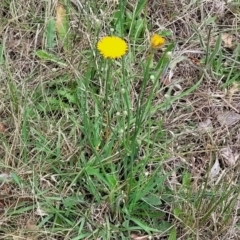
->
[1,0,240,239]
[148,0,240,238]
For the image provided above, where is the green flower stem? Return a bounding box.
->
[105,59,113,137]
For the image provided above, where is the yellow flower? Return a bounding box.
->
[97,36,128,59]
[150,34,165,49]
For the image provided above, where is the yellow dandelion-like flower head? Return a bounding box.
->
[97,36,128,59]
[150,34,165,49]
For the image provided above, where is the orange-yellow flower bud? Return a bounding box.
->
[150,34,165,49]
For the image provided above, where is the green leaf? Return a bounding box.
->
[168,227,177,240]
[134,0,147,17]
[142,193,162,206]
[130,17,144,39]
[113,9,124,35]
[0,42,4,64]
[207,34,222,65]
[57,89,77,104]
[129,217,162,234]
[173,208,183,218]
[8,205,35,215]
[128,0,146,39]
[36,97,68,112]
[182,171,191,187]
[46,17,56,49]
[35,50,67,66]
[11,173,22,186]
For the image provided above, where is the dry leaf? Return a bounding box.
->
[130,233,149,240]
[26,219,38,231]
[56,3,67,33]
[169,171,179,190]
[220,147,239,167]
[227,83,240,102]
[221,33,233,48]
[0,122,7,133]
[198,118,213,131]
[210,159,221,179]
[55,3,70,51]
[36,206,48,216]
[0,200,5,212]
[217,111,240,126]
[13,237,21,240]
[0,173,11,182]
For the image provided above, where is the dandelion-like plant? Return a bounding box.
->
[96,36,128,144]
[97,36,128,59]
[150,33,165,49]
